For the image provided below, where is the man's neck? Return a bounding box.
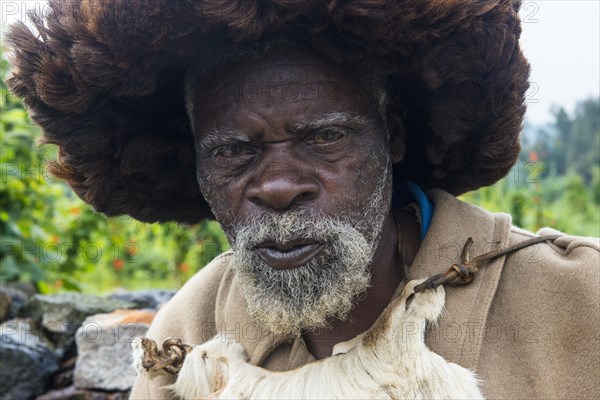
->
[302,209,421,359]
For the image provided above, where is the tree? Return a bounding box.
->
[551,106,571,176]
[569,99,600,182]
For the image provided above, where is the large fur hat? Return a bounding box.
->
[5,0,530,224]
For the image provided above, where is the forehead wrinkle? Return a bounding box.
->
[288,112,369,132]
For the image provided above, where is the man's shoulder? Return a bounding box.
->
[478,226,599,398]
[506,225,599,271]
[145,251,235,343]
[496,224,599,320]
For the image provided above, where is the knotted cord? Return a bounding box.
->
[140,337,192,375]
[413,235,561,292]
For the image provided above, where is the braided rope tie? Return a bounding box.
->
[140,337,193,375]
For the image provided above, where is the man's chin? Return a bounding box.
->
[234,254,371,336]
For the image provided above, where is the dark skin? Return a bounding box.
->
[192,49,421,359]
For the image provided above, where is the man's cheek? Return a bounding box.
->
[197,178,237,224]
[198,166,237,198]
[206,191,234,218]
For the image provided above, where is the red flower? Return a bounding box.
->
[179,263,190,273]
[528,151,538,162]
[113,259,125,270]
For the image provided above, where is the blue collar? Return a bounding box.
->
[392,180,434,241]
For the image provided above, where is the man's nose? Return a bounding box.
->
[246,164,319,210]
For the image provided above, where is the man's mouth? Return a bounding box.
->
[254,240,325,270]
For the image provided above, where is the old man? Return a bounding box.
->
[5,0,599,398]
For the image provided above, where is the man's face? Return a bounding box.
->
[192,49,394,335]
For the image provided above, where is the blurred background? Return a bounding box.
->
[1,1,599,295]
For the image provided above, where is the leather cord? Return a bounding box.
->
[413,234,561,293]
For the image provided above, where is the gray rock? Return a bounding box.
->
[19,293,136,360]
[0,319,58,400]
[3,281,37,297]
[74,309,155,391]
[0,286,29,321]
[20,293,136,328]
[0,318,50,348]
[108,289,176,309]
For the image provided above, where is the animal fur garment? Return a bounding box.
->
[132,280,483,399]
[5,0,530,224]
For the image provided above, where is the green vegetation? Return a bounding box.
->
[1,55,598,294]
[462,99,600,237]
[0,56,229,293]
[460,169,600,237]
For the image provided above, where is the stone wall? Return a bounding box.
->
[0,284,175,400]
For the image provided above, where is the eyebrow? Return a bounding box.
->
[196,129,251,151]
[196,112,370,149]
[288,112,369,132]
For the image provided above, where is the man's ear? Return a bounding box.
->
[386,102,406,164]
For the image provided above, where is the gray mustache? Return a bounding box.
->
[233,210,344,249]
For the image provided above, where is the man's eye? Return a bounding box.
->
[214,144,254,158]
[307,129,345,145]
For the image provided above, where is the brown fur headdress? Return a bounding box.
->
[5,0,530,223]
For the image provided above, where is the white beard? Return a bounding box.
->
[229,161,392,336]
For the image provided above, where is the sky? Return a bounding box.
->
[518,1,600,125]
[1,1,599,125]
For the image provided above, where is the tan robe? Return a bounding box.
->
[130,189,600,399]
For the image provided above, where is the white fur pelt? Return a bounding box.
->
[133,279,483,399]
